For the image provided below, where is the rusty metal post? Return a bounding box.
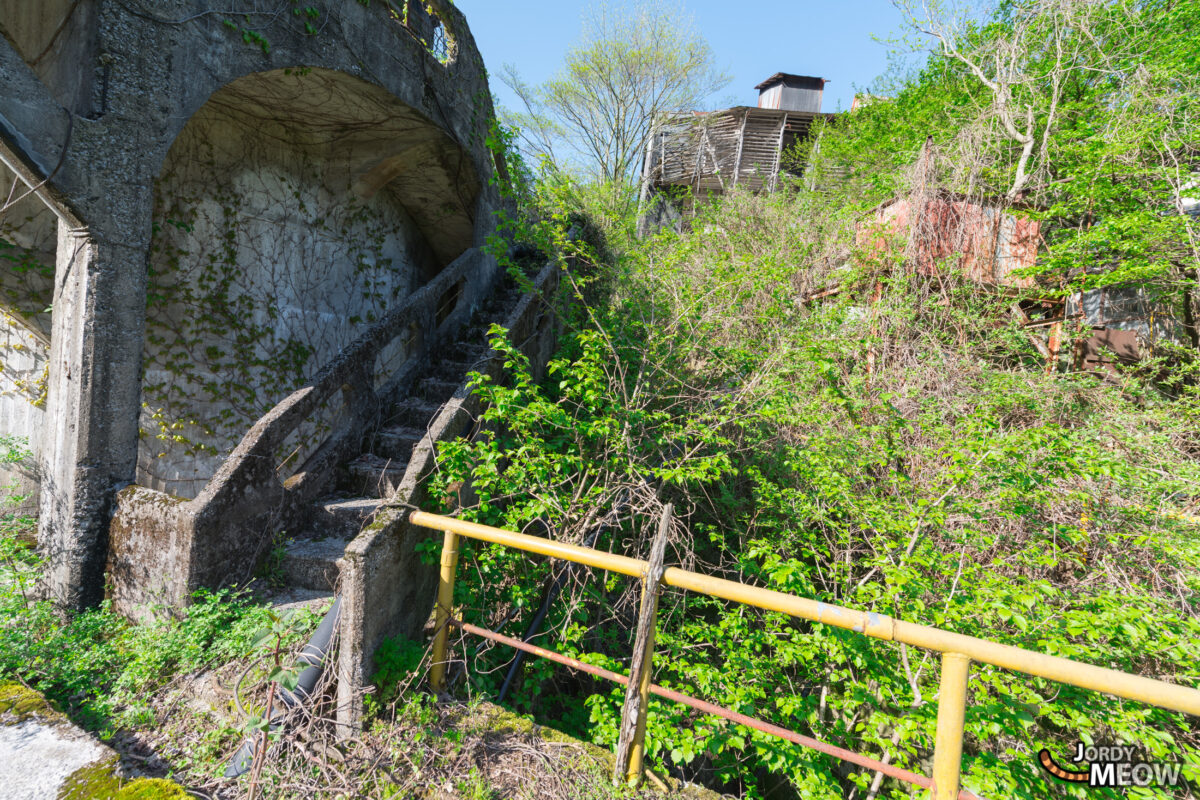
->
[614,504,672,786]
[429,527,460,692]
[1046,320,1063,373]
[931,652,971,800]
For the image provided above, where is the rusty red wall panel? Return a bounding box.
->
[856,194,1040,289]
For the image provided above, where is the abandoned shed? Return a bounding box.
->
[858,190,1042,290]
[857,186,1190,372]
[637,72,835,233]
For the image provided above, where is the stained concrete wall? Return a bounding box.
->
[0,0,98,115]
[141,68,453,498]
[0,161,55,515]
[0,0,501,607]
[107,245,495,617]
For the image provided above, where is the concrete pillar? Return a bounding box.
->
[38,220,146,609]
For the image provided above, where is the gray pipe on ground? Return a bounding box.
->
[224,596,341,778]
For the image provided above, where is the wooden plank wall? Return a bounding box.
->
[646,108,818,194]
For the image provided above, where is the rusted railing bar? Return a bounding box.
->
[451,619,978,799]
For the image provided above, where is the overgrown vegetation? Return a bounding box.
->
[0,516,316,738]
[0,500,642,799]
[423,0,1200,798]
[2,0,1198,797]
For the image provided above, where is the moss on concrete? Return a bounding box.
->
[0,681,64,723]
[471,702,612,765]
[57,758,123,800]
[58,757,188,800]
[112,778,190,799]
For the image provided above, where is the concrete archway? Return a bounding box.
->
[141,67,482,498]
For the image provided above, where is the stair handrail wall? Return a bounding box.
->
[192,248,484,517]
[412,511,1200,800]
[335,255,566,733]
[107,247,495,615]
[187,247,492,590]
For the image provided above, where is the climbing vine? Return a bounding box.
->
[219,0,457,64]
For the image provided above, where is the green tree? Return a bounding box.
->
[502,0,730,183]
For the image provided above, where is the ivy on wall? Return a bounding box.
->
[140,88,437,495]
[221,0,458,65]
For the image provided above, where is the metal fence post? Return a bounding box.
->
[931,652,971,800]
[429,527,460,692]
[614,504,672,786]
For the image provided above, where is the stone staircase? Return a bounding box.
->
[272,278,524,598]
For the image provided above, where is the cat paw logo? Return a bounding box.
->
[1039,743,1183,788]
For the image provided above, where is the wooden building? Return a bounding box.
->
[638,73,833,232]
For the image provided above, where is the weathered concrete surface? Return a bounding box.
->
[0,0,98,115]
[0,720,108,800]
[107,246,494,619]
[107,485,194,612]
[0,682,187,799]
[0,0,500,609]
[140,66,483,498]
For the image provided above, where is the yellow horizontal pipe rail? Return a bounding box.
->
[412,512,646,577]
[409,511,1200,718]
[663,567,896,639]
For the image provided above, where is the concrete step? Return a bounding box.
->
[417,377,461,403]
[308,496,383,538]
[390,399,442,430]
[373,425,426,461]
[345,453,409,498]
[479,288,524,319]
[428,341,486,368]
[263,586,337,615]
[291,496,380,540]
[279,537,351,592]
[430,358,481,383]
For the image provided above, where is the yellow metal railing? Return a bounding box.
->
[413,510,1200,798]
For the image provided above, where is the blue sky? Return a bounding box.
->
[455,1,913,115]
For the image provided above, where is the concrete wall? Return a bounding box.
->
[0,161,56,515]
[0,0,98,115]
[107,245,497,616]
[0,313,46,472]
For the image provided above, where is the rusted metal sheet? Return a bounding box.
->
[1073,326,1140,372]
[1063,286,1185,364]
[858,193,1041,289]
